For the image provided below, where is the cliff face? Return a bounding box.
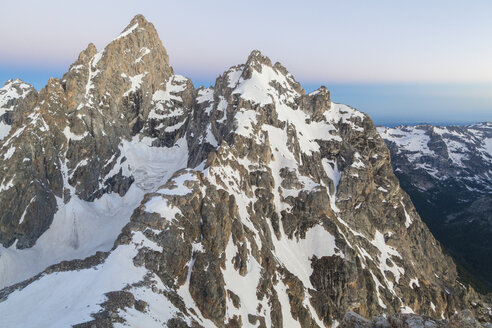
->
[0,15,490,327]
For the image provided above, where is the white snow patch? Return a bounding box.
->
[232,64,295,106]
[274,277,301,327]
[368,270,387,309]
[144,197,182,220]
[115,282,186,328]
[164,121,185,133]
[234,109,258,138]
[3,146,15,160]
[113,23,138,41]
[270,224,343,289]
[156,171,196,196]
[135,47,151,63]
[196,88,214,104]
[400,305,414,314]
[401,202,413,228]
[204,124,218,147]
[123,73,148,97]
[483,138,492,155]
[226,67,243,88]
[222,237,270,327]
[0,122,11,140]
[0,233,153,328]
[63,126,88,141]
[371,231,405,294]
[18,197,36,224]
[84,51,103,99]
[119,136,189,191]
[409,277,420,289]
[322,159,341,212]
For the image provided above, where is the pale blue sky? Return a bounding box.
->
[1,0,491,125]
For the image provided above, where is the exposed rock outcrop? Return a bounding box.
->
[0,15,490,328]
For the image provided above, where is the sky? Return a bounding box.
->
[1,0,491,125]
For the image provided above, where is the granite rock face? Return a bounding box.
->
[0,15,491,327]
[378,124,492,291]
[0,14,194,267]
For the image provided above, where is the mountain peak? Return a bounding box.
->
[128,13,148,26]
[107,14,170,72]
[73,43,97,66]
[242,49,276,78]
[246,49,272,67]
[0,79,36,106]
[2,78,31,89]
[114,14,157,43]
[62,13,174,114]
[0,78,37,140]
[218,49,302,103]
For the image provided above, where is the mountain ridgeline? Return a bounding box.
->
[0,15,490,327]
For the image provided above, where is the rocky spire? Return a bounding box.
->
[243,49,273,73]
[63,14,174,113]
[0,14,195,252]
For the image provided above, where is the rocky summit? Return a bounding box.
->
[0,15,490,328]
[378,123,492,292]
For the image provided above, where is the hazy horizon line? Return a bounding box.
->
[2,69,492,92]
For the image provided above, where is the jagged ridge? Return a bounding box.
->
[0,15,490,327]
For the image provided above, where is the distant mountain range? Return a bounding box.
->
[378,123,492,291]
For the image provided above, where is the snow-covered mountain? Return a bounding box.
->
[0,15,490,327]
[377,123,491,195]
[378,123,492,291]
